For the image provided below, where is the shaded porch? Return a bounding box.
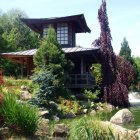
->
[68,73,95,88]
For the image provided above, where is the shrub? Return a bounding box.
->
[0,93,39,136]
[59,98,82,115]
[83,89,100,101]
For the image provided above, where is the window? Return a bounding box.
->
[57,23,68,45]
[43,24,51,38]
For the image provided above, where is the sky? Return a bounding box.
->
[0,0,140,56]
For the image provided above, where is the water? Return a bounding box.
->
[127,107,140,130]
[124,92,140,130]
[129,92,140,106]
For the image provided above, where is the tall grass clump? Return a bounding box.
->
[0,93,39,136]
[68,116,115,140]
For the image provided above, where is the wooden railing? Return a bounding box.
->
[68,73,95,88]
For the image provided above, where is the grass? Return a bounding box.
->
[68,116,115,140]
[0,92,39,136]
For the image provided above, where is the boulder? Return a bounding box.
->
[83,109,88,114]
[90,110,96,115]
[110,109,134,124]
[53,115,60,122]
[96,106,104,111]
[101,121,137,140]
[21,85,27,91]
[39,110,49,117]
[65,111,76,118]
[0,127,10,139]
[20,91,32,100]
[134,128,140,137]
[49,101,59,109]
[53,124,68,138]
[35,118,50,137]
[105,103,115,112]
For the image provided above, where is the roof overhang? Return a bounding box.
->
[0,47,99,57]
[21,14,91,34]
[0,47,100,64]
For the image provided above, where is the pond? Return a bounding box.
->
[123,106,140,130]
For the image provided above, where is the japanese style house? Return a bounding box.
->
[0,14,100,89]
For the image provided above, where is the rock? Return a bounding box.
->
[0,127,10,139]
[53,115,60,122]
[49,101,59,109]
[21,85,27,91]
[35,118,50,137]
[90,110,96,115]
[53,124,68,138]
[66,111,76,118]
[134,128,140,137]
[39,110,49,117]
[110,109,134,124]
[101,121,137,140]
[20,91,32,100]
[105,103,115,112]
[83,109,88,114]
[96,106,104,111]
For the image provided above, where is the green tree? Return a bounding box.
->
[0,9,40,76]
[0,9,40,51]
[33,27,73,101]
[0,26,6,53]
[119,37,133,63]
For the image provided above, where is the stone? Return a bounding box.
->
[20,91,32,100]
[83,109,88,114]
[49,101,59,109]
[53,124,68,138]
[134,128,140,137]
[35,118,50,137]
[90,110,96,115]
[53,115,60,122]
[105,103,115,112]
[39,110,49,117]
[0,127,10,139]
[21,85,27,91]
[66,111,76,118]
[110,109,134,124]
[96,106,104,111]
[101,121,137,140]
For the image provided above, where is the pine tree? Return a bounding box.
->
[33,27,73,101]
[119,37,133,64]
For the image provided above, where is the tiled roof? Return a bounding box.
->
[0,47,99,57]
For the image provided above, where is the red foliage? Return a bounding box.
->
[95,0,134,107]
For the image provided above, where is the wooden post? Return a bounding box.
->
[81,57,84,74]
[27,57,31,79]
[21,58,24,78]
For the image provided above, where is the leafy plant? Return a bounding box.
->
[84,89,100,101]
[91,63,102,87]
[59,98,82,115]
[0,93,39,136]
